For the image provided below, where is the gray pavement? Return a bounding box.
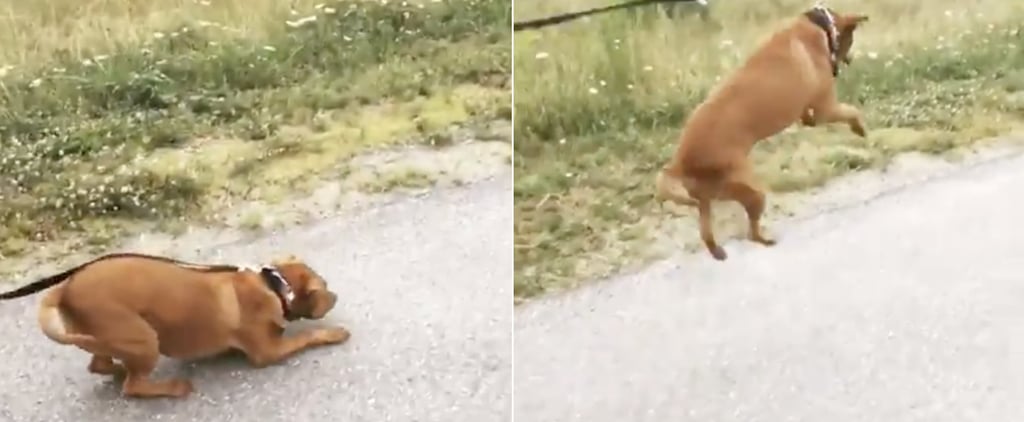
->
[0,170,512,422]
[515,152,1024,421]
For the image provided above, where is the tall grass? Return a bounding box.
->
[0,0,511,256]
[513,0,1024,299]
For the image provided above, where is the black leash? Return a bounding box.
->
[514,0,701,32]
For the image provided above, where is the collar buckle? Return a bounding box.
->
[255,267,293,319]
[806,4,840,76]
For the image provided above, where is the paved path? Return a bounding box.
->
[0,170,512,422]
[515,153,1024,421]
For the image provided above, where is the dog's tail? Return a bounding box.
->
[0,265,85,300]
[0,252,236,302]
[36,284,101,348]
[514,0,697,31]
[0,261,102,347]
[655,165,699,206]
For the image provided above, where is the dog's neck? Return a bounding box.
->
[239,265,293,318]
[804,5,839,76]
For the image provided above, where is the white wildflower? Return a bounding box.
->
[286,15,318,28]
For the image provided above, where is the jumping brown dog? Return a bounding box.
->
[656,6,869,260]
[0,252,350,398]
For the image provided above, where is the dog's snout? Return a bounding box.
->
[324,291,338,312]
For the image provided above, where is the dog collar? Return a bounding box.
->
[805,4,839,76]
[240,265,293,318]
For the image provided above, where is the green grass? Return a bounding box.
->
[0,0,511,257]
[513,0,1024,300]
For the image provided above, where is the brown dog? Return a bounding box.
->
[656,6,869,260]
[0,252,350,398]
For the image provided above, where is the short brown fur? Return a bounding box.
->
[1,253,349,399]
[656,8,869,260]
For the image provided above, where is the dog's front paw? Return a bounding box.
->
[851,119,867,137]
[315,327,351,345]
[169,379,194,398]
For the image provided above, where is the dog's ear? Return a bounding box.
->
[307,289,338,319]
[837,14,868,29]
[834,14,868,64]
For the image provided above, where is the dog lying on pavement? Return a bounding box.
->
[0,252,349,399]
[656,5,869,260]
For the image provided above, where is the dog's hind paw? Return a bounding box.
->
[751,233,777,246]
[709,246,728,261]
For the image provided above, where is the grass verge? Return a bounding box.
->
[513,0,1024,300]
[0,0,511,257]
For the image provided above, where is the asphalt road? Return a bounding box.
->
[0,170,512,422]
[515,152,1024,422]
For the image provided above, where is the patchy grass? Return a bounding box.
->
[0,0,511,258]
[358,168,437,192]
[513,0,1024,299]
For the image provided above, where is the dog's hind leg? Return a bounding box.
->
[87,355,124,376]
[697,197,728,261]
[723,170,776,247]
[90,311,192,398]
